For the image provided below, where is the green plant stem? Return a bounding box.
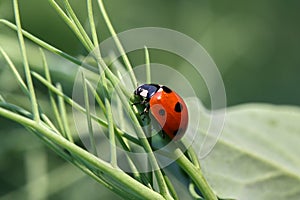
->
[174,148,218,200]
[31,71,106,125]
[144,46,151,84]
[48,0,93,51]
[13,0,40,123]
[189,182,204,199]
[0,107,165,200]
[0,19,96,73]
[33,69,142,179]
[40,49,65,134]
[85,81,146,182]
[28,127,130,199]
[0,20,131,99]
[104,98,117,168]
[113,85,173,200]
[56,84,73,142]
[82,74,98,155]
[32,71,141,145]
[97,0,137,87]
[163,172,178,200]
[87,0,100,47]
[185,145,201,170]
[40,114,61,134]
[0,47,29,96]
[62,0,94,50]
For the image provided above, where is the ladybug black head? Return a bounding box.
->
[134,84,160,99]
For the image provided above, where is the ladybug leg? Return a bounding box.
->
[140,104,150,120]
[132,98,147,106]
[160,131,166,139]
[132,98,150,121]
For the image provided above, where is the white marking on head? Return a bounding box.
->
[140,90,148,98]
[157,88,163,92]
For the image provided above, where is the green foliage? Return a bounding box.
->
[1,0,217,200]
[0,0,300,200]
[202,104,300,200]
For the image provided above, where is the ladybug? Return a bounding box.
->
[134,84,188,140]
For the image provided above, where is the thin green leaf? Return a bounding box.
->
[0,19,96,72]
[87,0,100,48]
[97,0,137,87]
[85,80,106,116]
[144,46,151,84]
[56,83,73,142]
[0,46,29,96]
[113,83,173,199]
[82,73,97,155]
[40,114,61,134]
[0,107,165,200]
[13,0,40,122]
[163,172,179,200]
[105,98,117,167]
[32,71,140,145]
[175,148,218,200]
[48,0,92,51]
[40,48,65,134]
[62,0,94,50]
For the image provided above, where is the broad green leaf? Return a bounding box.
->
[202,104,300,200]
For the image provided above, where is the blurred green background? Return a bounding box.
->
[0,0,299,199]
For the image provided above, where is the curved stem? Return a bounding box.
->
[174,148,218,200]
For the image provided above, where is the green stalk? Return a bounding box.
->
[86,80,145,183]
[62,0,94,50]
[85,80,106,115]
[144,46,151,84]
[86,79,142,146]
[113,85,173,200]
[104,98,117,167]
[0,47,29,96]
[189,182,204,199]
[29,127,136,199]
[0,19,96,72]
[40,114,61,134]
[174,148,218,200]
[163,172,178,200]
[1,19,131,101]
[97,0,137,87]
[82,73,98,155]
[32,71,141,145]
[87,0,100,47]
[0,107,165,200]
[143,46,154,187]
[56,84,73,142]
[40,49,65,134]
[48,0,92,51]
[31,71,106,126]
[186,145,201,170]
[13,0,40,123]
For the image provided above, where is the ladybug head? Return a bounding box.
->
[134,84,160,99]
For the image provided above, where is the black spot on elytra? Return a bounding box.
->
[162,86,172,93]
[174,102,183,112]
[158,109,165,116]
